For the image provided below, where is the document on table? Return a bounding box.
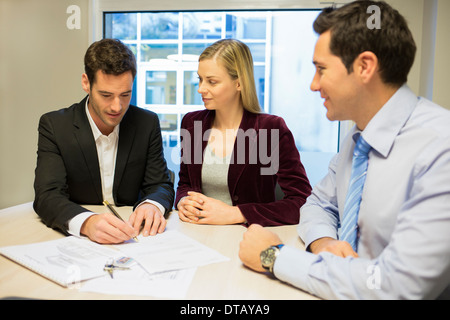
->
[1,230,229,297]
[81,230,229,298]
[0,236,121,287]
[81,264,197,298]
[115,230,230,274]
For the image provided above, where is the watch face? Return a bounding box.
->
[260,247,276,267]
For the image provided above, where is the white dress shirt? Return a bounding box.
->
[274,85,450,299]
[67,98,164,236]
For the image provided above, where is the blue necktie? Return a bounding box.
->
[339,135,372,252]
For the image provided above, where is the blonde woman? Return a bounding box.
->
[176,39,311,226]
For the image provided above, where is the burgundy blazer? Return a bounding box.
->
[175,109,312,226]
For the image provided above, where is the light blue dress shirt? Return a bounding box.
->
[274,85,450,299]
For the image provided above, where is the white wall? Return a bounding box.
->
[0,0,448,208]
[0,0,90,208]
[433,0,450,109]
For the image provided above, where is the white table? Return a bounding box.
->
[0,202,317,300]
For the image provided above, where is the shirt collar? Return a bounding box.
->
[360,85,418,158]
[85,96,119,141]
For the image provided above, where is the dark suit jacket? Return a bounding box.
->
[175,109,312,226]
[33,96,174,234]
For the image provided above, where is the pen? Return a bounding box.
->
[102,200,139,242]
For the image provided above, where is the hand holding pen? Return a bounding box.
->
[103,200,139,242]
[80,201,138,244]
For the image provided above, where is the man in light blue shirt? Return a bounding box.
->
[239,1,450,299]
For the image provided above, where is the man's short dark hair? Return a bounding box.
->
[84,38,137,85]
[313,0,416,87]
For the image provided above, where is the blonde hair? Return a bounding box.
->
[199,39,262,114]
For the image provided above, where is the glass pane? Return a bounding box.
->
[269,11,338,153]
[145,71,176,104]
[104,13,137,40]
[184,71,201,105]
[182,43,209,58]
[247,43,266,63]
[158,114,178,131]
[140,44,178,62]
[141,12,179,39]
[254,66,265,108]
[183,12,222,39]
[103,9,338,157]
[225,13,266,39]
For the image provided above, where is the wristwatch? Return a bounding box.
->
[260,244,284,274]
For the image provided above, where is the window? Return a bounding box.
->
[104,10,339,186]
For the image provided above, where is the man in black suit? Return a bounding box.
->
[33,39,174,244]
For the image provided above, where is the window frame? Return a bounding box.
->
[104,10,274,143]
[90,0,353,151]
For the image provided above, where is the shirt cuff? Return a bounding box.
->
[273,245,318,294]
[137,199,165,216]
[68,211,97,237]
[302,226,339,250]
